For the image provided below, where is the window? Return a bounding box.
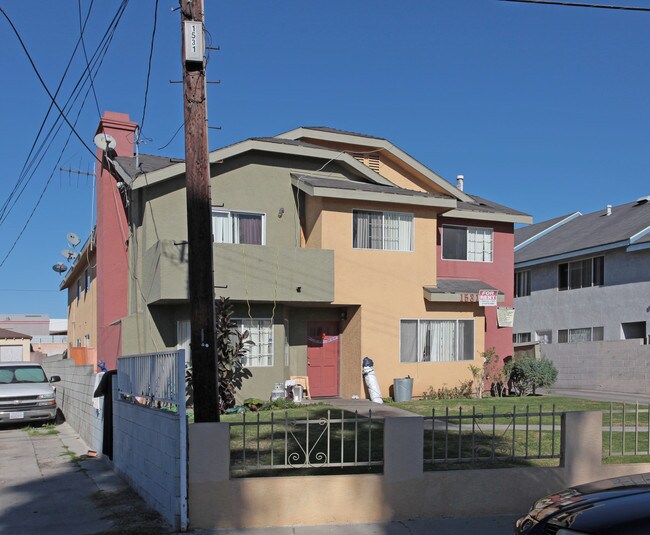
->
[513,332,532,344]
[536,330,552,344]
[85,269,91,294]
[213,210,265,245]
[353,210,413,251]
[76,280,82,300]
[558,256,604,290]
[558,327,604,343]
[515,270,531,297]
[400,319,474,363]
[442,225,493,262]
[234,318,273,367]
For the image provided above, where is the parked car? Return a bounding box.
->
[515,472,650,534]
[0,361,60,424]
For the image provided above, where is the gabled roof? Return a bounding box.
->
[117,137,396,190]
[514,212,580,248]
[515,199,650,266]
[0,327,31,340]
[277,126,475,203]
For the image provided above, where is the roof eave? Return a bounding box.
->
[292,177,457,209]
[442,209,532,225]
[277,127,475,203]
[515,239,629,269]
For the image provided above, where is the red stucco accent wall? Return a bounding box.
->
[95,112,137,370]
[437,218,515,362]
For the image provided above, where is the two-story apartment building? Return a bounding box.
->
[89,112,530,401]
[59,233,98,366]
[514,199,650,347]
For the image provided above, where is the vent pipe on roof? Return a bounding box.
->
[606,205,612,216]
[456,175,464,191]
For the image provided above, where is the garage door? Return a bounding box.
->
[0,345,23,362]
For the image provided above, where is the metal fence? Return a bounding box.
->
[605,403,650,458]
[229,409,384,476]
[424,405,562,466]
[117,350,185,409]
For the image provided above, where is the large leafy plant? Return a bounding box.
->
[215,296,253,413]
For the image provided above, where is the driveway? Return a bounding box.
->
[0,422,171,535]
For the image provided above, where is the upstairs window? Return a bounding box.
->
[558,327,604,343]
[213,210,265,245]
[442,225,493,262]
[558,256,604,291]
[515,270,531,297]
[513,332,532,344]
[353,210,413,252]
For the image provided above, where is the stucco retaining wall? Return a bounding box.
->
[112,395,184,530]
[188,412,650,529]
[42,355,103,452]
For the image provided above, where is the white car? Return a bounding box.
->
[0,362,61,424]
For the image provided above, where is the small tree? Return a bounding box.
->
[508,357,558,396]
[469,348,507,399]
[215,296,253,413]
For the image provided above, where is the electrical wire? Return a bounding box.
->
[78,0,102,120]
[139,0,160,138]
[158,122,185,150]
[499,0,650,11]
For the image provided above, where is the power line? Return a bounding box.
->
[139,0,160,138]
[78,0,102,120]
[499,0,650,11]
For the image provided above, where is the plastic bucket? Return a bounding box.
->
[393,378,414,402]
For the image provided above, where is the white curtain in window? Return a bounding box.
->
[353,211,370,248]
[400,320,418,362]
[419,321,432,362]
[430,320,456,362]
[569,328,591,343]
[384,212,412,251]
[369,211,382,249]
[468,228,493,262]
[213,212,231,243]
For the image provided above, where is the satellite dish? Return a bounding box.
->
[52,263,67,274]
[66,232,81,247]
[93,132,117,150]
[61,249,79,261]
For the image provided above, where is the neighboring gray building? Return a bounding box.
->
[514,198,650,347]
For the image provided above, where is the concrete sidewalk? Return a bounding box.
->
[192,515,521,534]
[0,422,171,534]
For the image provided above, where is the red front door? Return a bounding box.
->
[307,321,340,397]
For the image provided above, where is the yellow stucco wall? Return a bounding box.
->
[67,256,97,351]
[306,197,484,398]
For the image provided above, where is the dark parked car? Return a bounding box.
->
[515,473,650,534]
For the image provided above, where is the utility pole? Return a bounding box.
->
[181,0,219,422]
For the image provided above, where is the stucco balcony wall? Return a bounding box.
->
[142,240,334,304]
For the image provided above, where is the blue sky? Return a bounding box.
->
[1,0,649,318]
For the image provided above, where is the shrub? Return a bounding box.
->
[421,380,473,400]
[507,357,558,396]
[469,348,508,398]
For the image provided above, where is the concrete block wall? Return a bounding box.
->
[113,397,183,530]
[42,355,103,451]
[541,340,650,395]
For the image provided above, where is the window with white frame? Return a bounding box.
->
[515,270,531,297]
[353,210,413,252]
[234,318,273,367]
[513,332,532,344]
[536,330,552,344]
[442,225,493,262]
[212,210,265,245]
[400,319,474,363]
[558,327,604,343]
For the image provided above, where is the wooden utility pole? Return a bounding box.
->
[181,0,219,422]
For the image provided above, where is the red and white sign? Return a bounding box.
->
[479,289,498,307]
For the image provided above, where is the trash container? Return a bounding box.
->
[393,377,413,402]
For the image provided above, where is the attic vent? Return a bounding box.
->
[351,153,381,173]
[635,196,650,206]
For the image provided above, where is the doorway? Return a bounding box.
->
[306,321,340,397]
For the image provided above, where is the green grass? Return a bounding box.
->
[224,406,383,477]
[25,423,59,436]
